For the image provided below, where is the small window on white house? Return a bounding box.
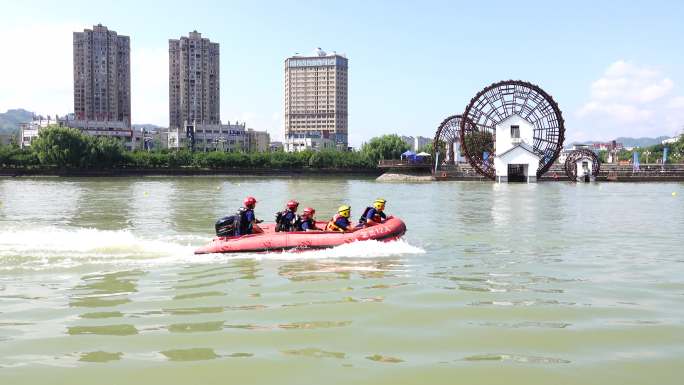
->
[511,125,520,139]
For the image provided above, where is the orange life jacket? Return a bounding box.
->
[325,214,348,232]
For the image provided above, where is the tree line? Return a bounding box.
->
[0,126,413,170]
[597,136,684,164]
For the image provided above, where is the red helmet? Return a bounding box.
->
[243,196,257,208]
[286,200,299,210]
[302,207,315,218]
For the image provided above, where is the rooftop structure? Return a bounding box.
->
[284,48,348,151]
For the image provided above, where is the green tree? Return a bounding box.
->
[361,134,410,164]
[85,136,125,168]
[597,150,608,163]
[463,131,494,159]
[31,126,90,168]
[417,142,433,155]
[0,145,38,168]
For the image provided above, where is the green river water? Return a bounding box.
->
[0,177,683,384]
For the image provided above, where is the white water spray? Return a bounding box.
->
[0,226,424,271]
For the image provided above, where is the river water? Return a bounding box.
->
[0,176,682,384]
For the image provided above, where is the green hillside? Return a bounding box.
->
[0,109,34,133]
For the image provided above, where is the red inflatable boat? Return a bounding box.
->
[194,217,407,254]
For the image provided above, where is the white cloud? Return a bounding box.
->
[576,60,684,139]
[589,60,673,104]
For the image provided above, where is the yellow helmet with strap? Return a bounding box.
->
[373,198,386,210]
[337,205,351,218]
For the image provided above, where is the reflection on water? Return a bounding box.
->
[79,311,124,319]
[282,347,346,359]
[70,270,144,308]
[0,180,83,226]
[0,178,683,384]
[278,321,352,329]
[168,321,224,333]
[173,291,224,300]
[278,258,405,282]
[463,353,571,364]
[67,270,145,337]
[161,348,219,361]
[67,324,139,336]
[129,181,174,233]
[70,180,131,230]
[366,354,404,363]
[79,351,123,363]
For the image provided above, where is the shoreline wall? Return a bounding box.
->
[384,163,684,182]
[2,165,683,181]
[0,167,383,178]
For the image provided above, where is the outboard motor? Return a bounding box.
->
[274,211,284,232]
[215,215,239,237]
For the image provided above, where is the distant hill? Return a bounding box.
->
[570,136,671,149]
[614,136,670,147]
[0,109,34,133]
[132,123,164,132]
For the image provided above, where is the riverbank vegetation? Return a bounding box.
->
[0,126,399,170]
[597,135,684,164]
[3,126,682,171]
[359,134,410,164]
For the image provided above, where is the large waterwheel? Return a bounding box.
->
[459,80,565,180]
[564,148,600,182]
[432,115,464,174]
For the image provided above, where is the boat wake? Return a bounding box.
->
[0,226,424,271]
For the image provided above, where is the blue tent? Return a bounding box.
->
[401,150,416,160]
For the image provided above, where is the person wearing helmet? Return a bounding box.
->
[298,207,322,231]
[238,196,262,235]
[358,198,388,227]
[326,205,353,232]
[275,200,300,232]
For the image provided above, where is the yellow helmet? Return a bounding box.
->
[337,205,351,218]
[373,198,386,210]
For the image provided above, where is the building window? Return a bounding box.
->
[510,125,520,139]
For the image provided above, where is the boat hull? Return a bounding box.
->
[194,217,407,254]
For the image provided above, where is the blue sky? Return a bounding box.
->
[2,0,683,146]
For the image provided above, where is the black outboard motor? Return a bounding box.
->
[274,211,288,232]
[215,215,239,237]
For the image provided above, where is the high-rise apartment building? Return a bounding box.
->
[168,31,220,130]
[284,48,348,151]
[73,24,131,124]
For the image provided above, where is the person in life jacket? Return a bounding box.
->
[237,196,262,235]
[358,198,388,227]
[298,207,322,231]
[275,200,299,232]
[326,205,353,232]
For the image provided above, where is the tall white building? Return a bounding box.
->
[169,31,220,131]
[73,24,131,124]
[284,48,348,151]
[401,135,432,151]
